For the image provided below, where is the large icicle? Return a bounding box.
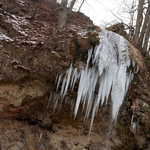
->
[56,29,136,128]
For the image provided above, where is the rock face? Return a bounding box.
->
[1,0,29,16]
[0,0,150,150]
[106,23,127,37]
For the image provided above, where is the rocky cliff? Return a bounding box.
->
[0,0,150,150]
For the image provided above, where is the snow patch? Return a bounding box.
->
[3,12,29,36]
[0,32,14,42]
[17,0,25,6]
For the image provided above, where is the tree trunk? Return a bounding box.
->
[68,0,76,14]
[139,1,150,49]
[142,16,150,56]
[134,0,144,45]
[78,0,85,12]
[58,0,68,28]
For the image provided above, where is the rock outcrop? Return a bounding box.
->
[0,0,150,150]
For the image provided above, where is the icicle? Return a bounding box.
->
[53,93,60,111]
[37,132,44,148]
[131,114,137,133]
[39,133,43,143]
[131,114,134,125]
[70,68,80,90]
[56,73,63,91]
[55,29,137,130]
[63,65,73,96]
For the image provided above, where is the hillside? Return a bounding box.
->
[0,0,150,150]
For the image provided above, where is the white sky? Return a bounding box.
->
[57,0,137,27]
[75,0,137,27]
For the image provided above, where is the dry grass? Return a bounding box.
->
[129,42,149,80]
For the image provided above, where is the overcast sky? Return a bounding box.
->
[56,0,137,27]
[75,0,137,27]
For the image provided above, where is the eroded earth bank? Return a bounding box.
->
[0,0,150,150]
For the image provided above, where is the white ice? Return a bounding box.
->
[56,29,137,129]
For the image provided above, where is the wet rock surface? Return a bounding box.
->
[0,0,150,150]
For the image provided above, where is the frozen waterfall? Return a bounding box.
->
[55,29,136,130]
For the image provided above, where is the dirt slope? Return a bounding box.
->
[0,0,150,150]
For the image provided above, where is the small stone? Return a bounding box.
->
[77,142,85,149]
[52,125,58,133]
[112,137,123,146]
[71,145,78,150]
[74,141,79,145]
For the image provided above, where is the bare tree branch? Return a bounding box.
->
[78,0,85,12]
[68,0,77,14]
[110,10,123,22]
[139,1,150,48]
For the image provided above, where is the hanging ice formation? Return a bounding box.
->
[55,29,138,129]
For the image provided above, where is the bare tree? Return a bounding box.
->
[58,0,85,28]
[139,1,150,49]
[142,16,150,55]
[58,0,68,28]
[134,0,144,45]
[78,0,85,12]
[128,0,136,38]
[68,0,76,14]
[133,0,150,56]
[104,0,150,56]
[119,0,150,56]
